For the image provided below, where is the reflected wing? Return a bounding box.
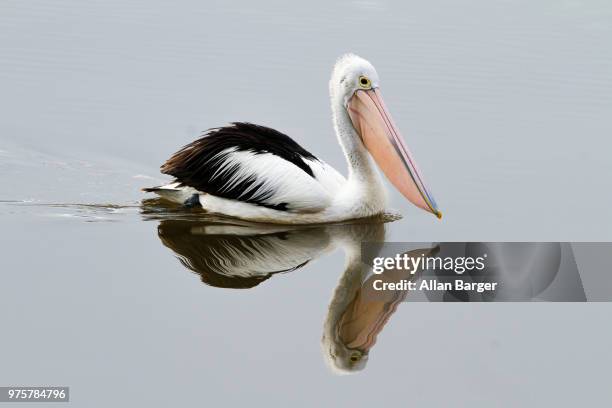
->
[157,220,331,289]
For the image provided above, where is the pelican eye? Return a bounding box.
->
[358,76,371,89]
[349,352,362,362]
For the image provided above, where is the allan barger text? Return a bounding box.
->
[372,279,498,293]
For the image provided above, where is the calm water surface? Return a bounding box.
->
[1,1,612,406]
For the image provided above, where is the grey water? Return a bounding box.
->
[1,0,612,406]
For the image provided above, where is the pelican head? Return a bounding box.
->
[330,54,442,219]
[322,339,369,375]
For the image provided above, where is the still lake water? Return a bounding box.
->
[1,0,611,406]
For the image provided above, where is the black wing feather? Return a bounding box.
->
[161,122,318,211]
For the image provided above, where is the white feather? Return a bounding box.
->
[304,158,346,194]
[209,148,332,212]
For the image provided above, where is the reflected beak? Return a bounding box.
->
[348,88,442,219]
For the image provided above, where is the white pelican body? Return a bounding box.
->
[145,54,441,224]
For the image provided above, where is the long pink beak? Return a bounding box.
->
[348,88,441,219]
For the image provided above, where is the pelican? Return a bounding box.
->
[144,54,441,224]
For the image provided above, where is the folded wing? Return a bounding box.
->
[161,122,345,212]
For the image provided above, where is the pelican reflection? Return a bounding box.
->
[147,207,588,374]
[152,213,428,374]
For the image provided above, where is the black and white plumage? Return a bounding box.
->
[157,122,343,212]
[145,122,349,223]
[144,54,441,224]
